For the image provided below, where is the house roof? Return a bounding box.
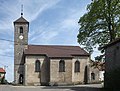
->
[103,38,120,49]
[24,45,90,58]
[0,68,5,73]
[14,16,29,24]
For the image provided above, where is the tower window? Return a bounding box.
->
[59,60,65,72]
[74,60,80,72]
[20,27,23,33]
[35,60,40,72]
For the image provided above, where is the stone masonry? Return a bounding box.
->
[14,15,90,86]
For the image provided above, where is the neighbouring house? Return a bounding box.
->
[90,67,99,83]
[103,38,120,88]
[89,60,105,83]
[14,13,90,85]
[0,68,6,84]
[99,63,105,82]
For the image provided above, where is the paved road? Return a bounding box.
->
[0,84,104,91]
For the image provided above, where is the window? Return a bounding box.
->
[20,27,23,33]
[35,60,40,72]
[59,60,65,72]
[91,72,95,80]
[0,73,1,77]
[75,60,80,72]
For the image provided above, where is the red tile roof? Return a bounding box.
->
[0,68,5,73]
[24,45,90,58]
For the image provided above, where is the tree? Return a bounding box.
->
[77,0,120,53]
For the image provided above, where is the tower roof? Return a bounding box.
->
[14,16,29,24]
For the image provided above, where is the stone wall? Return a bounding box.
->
[14,23,28,84]
[90,67,100,83]
[50,58,72,85]
[105,42,120,88]
[50,56,89,85]
[25,55,89,86]
[72,56,89,84]
[25,55,50,85]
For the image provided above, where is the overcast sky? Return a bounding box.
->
[0,0,100,82]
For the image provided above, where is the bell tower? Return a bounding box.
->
[14,7,29,84]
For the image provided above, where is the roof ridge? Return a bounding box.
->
[28,44,79,47]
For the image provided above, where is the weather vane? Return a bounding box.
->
[21,4,23,16]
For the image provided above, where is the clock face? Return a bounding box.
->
[19,35,23,39]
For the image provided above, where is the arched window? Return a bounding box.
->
[59,60,65,72]
[91,72,95,80]
[35,60,40,72]
[20,27,23,33]
[75,60,80,72]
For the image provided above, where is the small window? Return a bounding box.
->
[35,60,40,72]
[91,72,95,80]
[59,60,65,72]
[75,60,80,72]
[20,27,23,33]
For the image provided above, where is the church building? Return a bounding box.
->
[14,13,90,86]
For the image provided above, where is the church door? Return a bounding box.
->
[19,74,24,84]
[84,66,88,84]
